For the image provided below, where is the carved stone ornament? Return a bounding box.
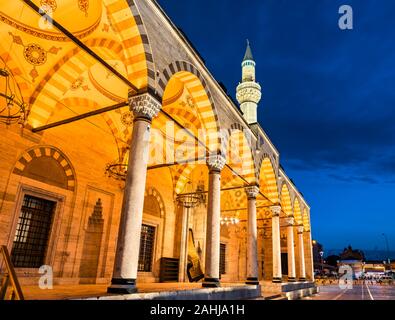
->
[236,81,262,105]
[206,154,226,172]
[297,226,305,234]
[270,205,281,217]
[285,217,295,226]
[245,186,260,199]
[128,92,161,120]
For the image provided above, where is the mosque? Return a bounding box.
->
[0,0,315,299]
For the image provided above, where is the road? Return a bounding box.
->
[305,284,395,300]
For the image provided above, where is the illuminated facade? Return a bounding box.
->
[0,0,314,296]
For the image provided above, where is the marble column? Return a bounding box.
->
[107,93,161,294]
[305,230,315,281]
[271,205,282,283]
[202,154,226,288]
[177,197,198,282]
[297,226,306,281]
[285,217,296,282]
[245,186,260,285]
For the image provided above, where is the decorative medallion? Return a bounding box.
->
[9,32,61,82]
[78,0,89,17]
[71,77,84,91]
[186,95,196,109]
[121,111,134,126]
[23,44,47,66]
[40,0,57,13]
[179,95,197,110]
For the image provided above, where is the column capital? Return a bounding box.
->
[206,154,226,173]
[245,186,259,199]
[297,225,304,234]
[285,217,295,226]
[270,205,281,217]
[128,92,161,121]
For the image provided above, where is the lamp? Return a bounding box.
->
[105,147,129,181]
[0,57,29,126]
[220,210,240,226]
[176,181,201,208]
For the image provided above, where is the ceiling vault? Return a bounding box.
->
[21,0,139,93]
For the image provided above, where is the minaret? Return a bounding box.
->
[236,40,262,124]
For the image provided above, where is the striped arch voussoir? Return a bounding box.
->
[13,146,76,191]
[222,123,257,185]
[156,60,222,154]
[145,187,166,218]
[256,152,278,187]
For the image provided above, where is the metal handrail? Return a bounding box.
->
[0,245,24,300]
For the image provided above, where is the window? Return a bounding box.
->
[138,224,156,272]
[11,195,56,268]
[220,243,226,275]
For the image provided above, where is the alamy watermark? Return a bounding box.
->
[38,265,53,289]
[339,5,353,30]
[338,265,354,289]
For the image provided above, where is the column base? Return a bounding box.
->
[272,277,282,283]
[107,278,137,294]
[288,277,296,282]
[202,278,220,288]
[245,277,259,285]
[298,278,306,282]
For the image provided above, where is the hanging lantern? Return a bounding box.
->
[0,57,29,126]
[176,181,200,208]
[105,147,129,180]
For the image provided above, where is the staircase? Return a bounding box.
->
[0,245,24,300]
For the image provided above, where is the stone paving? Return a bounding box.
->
[304,284,395,300]
[21,282,250,300]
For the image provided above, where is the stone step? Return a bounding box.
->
[265,294,288,300]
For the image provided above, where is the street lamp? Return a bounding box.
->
[319,251,324,275]
[382,233,391,266]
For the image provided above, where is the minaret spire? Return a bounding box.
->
[236,40,262,124]
[243,39,254,62]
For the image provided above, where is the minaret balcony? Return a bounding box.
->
[236,81,262,104]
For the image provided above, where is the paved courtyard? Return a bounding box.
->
[305,284,395,300]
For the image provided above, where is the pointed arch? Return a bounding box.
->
[221,123,257,187]
[156,61,222,154]
[293,197,303,226]
[258,157,279,204]
[280,183,293,216]
[303,208,310,232]
[13,145,76,191]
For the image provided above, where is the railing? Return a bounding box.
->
[0,245,24,300]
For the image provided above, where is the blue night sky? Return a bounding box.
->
[158,0,395,254]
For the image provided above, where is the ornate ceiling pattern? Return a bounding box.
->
[0,0,148,130]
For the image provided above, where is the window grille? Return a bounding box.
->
[138,224,156,272]
[11,195,56,268]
